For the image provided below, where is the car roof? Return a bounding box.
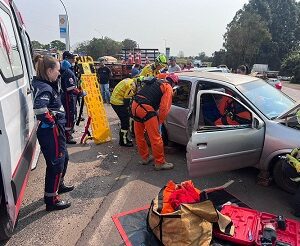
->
[191,67,228,72]
[176,71,258,86]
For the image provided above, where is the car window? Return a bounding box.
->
[199,93,252,129]
[172,80,191,108]
[0,7,23,82]
[197,81,245,103]
[238,79,294,119]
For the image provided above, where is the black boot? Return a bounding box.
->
[67,139,77,144]
[66,131,77,144]
[58,182,74,194]
[126,133,133,145]
[119,130,133,147]
[46,200,71,211]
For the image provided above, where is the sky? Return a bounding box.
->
[14,0,248,57]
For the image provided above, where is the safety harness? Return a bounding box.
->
[131,79,163,123]
[131,96,158,123]
[219,100,251,125]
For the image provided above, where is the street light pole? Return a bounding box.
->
[59,0,70,51]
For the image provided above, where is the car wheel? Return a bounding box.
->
[273,159,300,194]
[0,194,14,241]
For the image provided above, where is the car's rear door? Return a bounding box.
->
[0,2,36,224]
[186,90,265,177]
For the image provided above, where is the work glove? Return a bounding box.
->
[286,148,300,172]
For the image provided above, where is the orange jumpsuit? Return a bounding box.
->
[131,82,173,165]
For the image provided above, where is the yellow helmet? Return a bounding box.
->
[155,54,167,66]
[133,75,145,83]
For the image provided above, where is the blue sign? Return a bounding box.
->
[59,15,68,38]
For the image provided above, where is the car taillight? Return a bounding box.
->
[275,82,282,90]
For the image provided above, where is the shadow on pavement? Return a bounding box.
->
[14,198,47,233]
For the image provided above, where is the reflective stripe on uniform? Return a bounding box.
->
[290,177,300,182]
[34,107,48,115]
[44,191,58,197]
[67,86,76,91]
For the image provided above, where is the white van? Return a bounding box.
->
[0,0,38,240]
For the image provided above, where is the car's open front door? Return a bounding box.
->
[186,90,265,177]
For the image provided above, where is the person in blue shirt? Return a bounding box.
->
[131,63,141,78]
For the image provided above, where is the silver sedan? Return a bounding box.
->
[162,72,300,193]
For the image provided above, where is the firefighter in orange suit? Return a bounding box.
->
[214,93,251,125]
[131,73,179,170]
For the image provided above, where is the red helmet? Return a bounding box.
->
[166,73,179,85]
[156,73,168,80]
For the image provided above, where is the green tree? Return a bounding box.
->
[74,41,89,55]
[74,37,122,60]
[268,0,300,61]
[281,48,300,83]
[50,40,66,51]
[198,52,206,60]
[211,49,226,67]
[215,0,300,70]
[31,40,44,49]
[246,0,300,68]
[121,39,138,50]
[224,11,271,69]
[244,0,272,23]
[256,41,280,69]
[43,44,50,50]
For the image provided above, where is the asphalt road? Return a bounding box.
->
[282,85,300,101]
[2,84,300,246]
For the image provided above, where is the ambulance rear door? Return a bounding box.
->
[0,0,36,231]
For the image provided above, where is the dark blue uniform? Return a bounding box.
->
[32,77,69,205]
[60,60,79,141]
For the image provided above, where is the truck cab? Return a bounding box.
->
[0,0,38,240]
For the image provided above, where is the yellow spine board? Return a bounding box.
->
[78,56,111,144]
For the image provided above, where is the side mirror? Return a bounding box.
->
[253,117,264,130]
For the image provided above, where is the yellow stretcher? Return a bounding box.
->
[76,56,111,144]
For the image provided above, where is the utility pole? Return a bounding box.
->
[163,39,167,50]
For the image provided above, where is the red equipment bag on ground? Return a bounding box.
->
[214,205,300,246]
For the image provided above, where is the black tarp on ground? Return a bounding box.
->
[112,189,249,246]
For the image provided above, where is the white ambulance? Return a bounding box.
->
[0,0,38,240]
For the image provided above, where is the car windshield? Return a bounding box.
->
[237,79,295,119]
